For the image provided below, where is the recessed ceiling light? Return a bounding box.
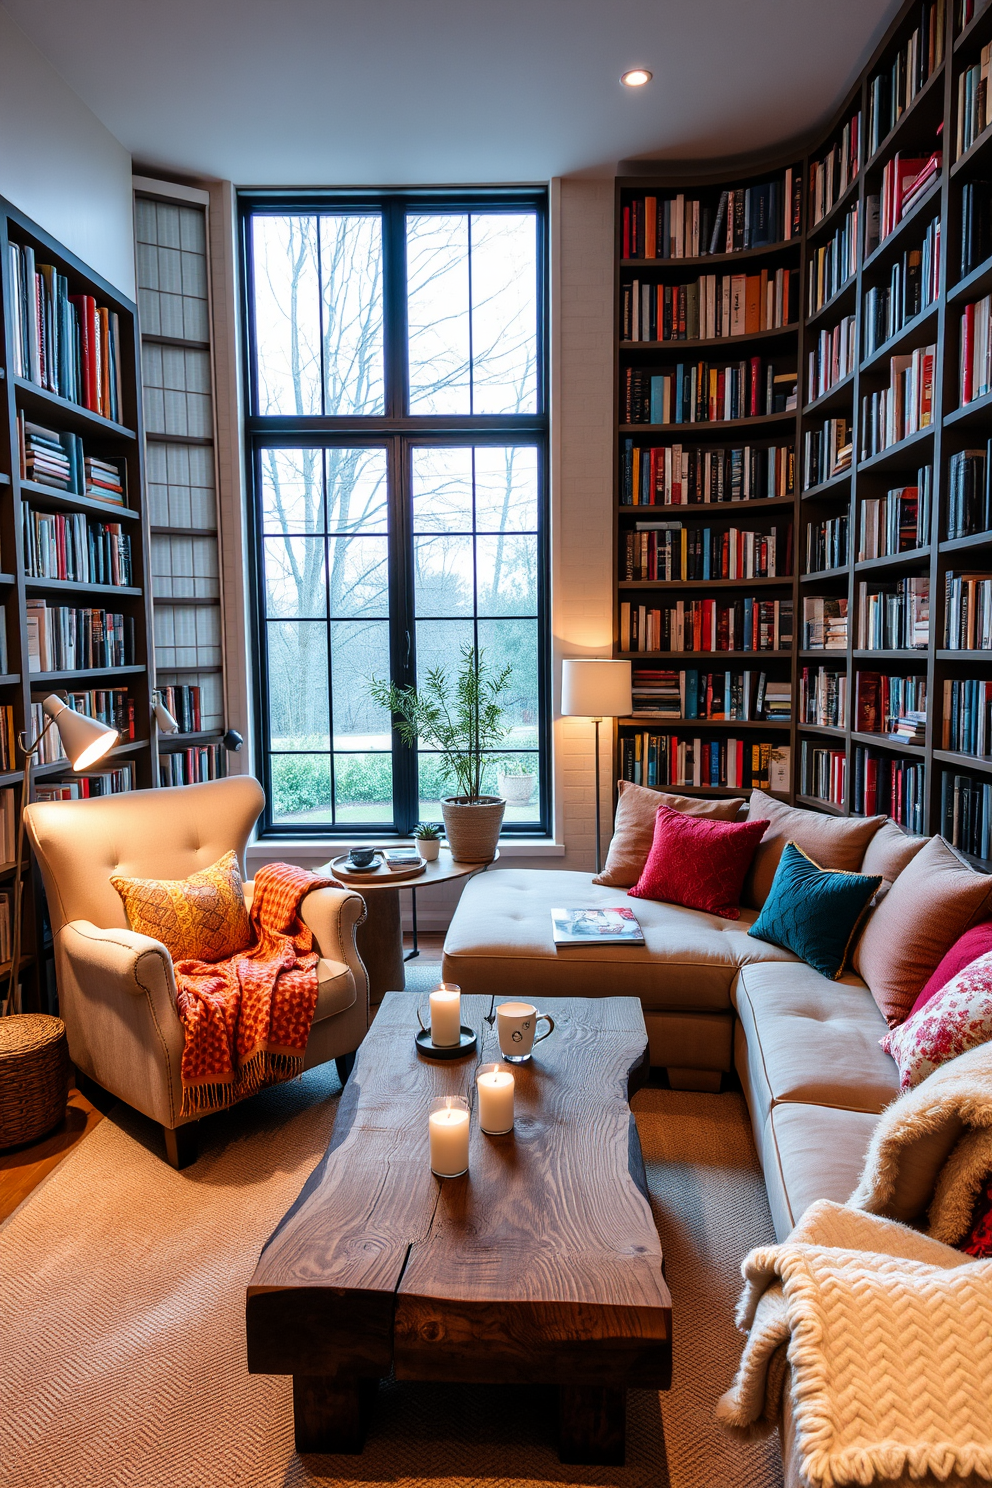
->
[621,69,653,88]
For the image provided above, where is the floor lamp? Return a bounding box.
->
[560,660,632,874]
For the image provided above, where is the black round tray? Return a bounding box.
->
[415,1026,478,1060]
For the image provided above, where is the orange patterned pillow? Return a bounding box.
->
[111,850,253,964]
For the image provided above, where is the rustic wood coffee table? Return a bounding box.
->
[246,993,672,1465]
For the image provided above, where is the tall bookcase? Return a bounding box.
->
[614,0,992,872]
[0,195,155,1010]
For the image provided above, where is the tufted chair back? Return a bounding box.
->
[24,775,265,935]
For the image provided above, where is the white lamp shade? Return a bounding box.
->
[560,659,632,719]
[42,695,118,771]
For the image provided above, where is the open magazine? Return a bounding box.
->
[551,907,645,947]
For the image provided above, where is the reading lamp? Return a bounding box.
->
[560,659,632,874]
[5,695,118,1014]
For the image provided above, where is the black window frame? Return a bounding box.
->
[239,187,550,840]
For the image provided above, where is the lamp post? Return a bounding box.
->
[560,660,632,874]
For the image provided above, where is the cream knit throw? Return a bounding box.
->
[717,1201,992,1487]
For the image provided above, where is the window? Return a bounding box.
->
[242,192,548,836]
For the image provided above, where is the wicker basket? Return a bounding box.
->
[0,1014,70,1150]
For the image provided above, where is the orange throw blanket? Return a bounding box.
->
[173,862,339,1117]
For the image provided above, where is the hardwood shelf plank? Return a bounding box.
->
[616,650,793,661]
[940,531,992,554]
[936,649,992,661]
[32,738,150,778]
[619,239,800,271]
[955,1,992,52]
[618,410,797,436]
[859,301,939,375]
[13,378,136,440]
[951,119,992,178]
[851,649,929,661]
[19,479,139,523]
[617,494,796,514]
[856,424,935,473]
[944,387,992,430]
[862,63,945,173]
[617,575,792,590]
[853,547,930,572]
[805,174,861,243]
[805,276,856,329]
[862,177,944,274]
[934,749,992,773]
[621,717,790,729]
[797,722,848,738]
[850,730,925,755]
[620,324,798,354]
[802,371,855,418]
[795,793,846,815]
[948,250,992,305]
[800,565,850,583]
[801,470,853,500]
[158,729,225,750]
[28,664,147,685]
[24,578,142,598]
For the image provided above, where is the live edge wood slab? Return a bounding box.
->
[246,993,672,1465]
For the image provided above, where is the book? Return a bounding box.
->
[551,907,645,946]
[383,848,424,868]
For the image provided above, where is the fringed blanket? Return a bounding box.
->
[173,862,338,1117]
[717,1200,992,1488]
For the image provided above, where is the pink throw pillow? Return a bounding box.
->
[909,921,992,1019]
[881,949,992,1090]
[629,804,769,920]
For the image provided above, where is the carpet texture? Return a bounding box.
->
[0,1039,782,1488]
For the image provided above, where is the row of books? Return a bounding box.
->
[956,42,992,160]
[858,471,932,557]
[961,181,991,278]
[22,509,134,588]
[620,269,798,343]
[619,597,794,654]
[800,741,847,807]
[946,446,992,537]
[17,416,127,505]
[856,576,930,649]
[941,770,992,858]
[159,747,228,788]
[859,345,936,460]
[959,295,992,403]
[809,113,861,227]
[803,417,853,488]
[853,749,926,831]
[855,671,927,732]
[620,734,790,791]
[629,667,789,722]
[620,173,802,260]
[622,522,793,581]
[29,690,135,764]
[803,596,849,650]
[799,665,848,728]
[34,762,135,802]
[620,441,795,505]
[805,514,848,574]
[866,2,945,156]
[621,360,797,425]
[0,707,15,772]
[863,217,941,358]
[807,204,859,317]
[807,314,856,404]
[26,601,136,673]
[157,685,206,734]
[0,790,14,871]
[7,243,123,423]
[869,152,941,253]
[944,570,992,648]
[941,676,992,755]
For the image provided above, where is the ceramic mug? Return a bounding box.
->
[496,1001,555,1063]
[348,847,377,869]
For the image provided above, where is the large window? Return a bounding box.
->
[242,193,548,836]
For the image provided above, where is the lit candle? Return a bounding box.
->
[476,1063,514,1134]
[428,1096,470,1177]
[429,983,461,1047]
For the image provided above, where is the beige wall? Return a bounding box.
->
[0,6,134,296]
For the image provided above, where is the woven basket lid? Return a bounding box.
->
[0,1014,66,1055]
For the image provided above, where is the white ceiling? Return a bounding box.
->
[4,0,899,184]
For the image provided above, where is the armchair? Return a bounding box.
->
[24,776,369,1168]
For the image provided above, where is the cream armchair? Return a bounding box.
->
[24,775,368,1168]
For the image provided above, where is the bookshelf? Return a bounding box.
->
[612,0,992,867]
[0,193,156,1010]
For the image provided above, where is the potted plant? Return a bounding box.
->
[497,762,535,806]
[370,646,513,862]
[413,821,442,861]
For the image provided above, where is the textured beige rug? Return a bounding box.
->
[0,1061,782,1488]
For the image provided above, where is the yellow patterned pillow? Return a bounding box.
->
[111,850,253,964]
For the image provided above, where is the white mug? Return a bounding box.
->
[496,1001,555,1063]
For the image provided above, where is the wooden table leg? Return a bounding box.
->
[292,1375,376,1454]
[558,1385,626,1466]
[354,889,404,1006]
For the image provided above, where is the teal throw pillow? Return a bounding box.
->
[748,841,881,980]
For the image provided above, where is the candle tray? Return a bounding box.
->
[415,1026,478,1060]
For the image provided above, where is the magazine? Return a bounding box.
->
[550,907,645,946]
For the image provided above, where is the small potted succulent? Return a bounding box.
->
[413,821,443,861]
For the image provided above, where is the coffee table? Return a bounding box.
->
[246,992,672,1465]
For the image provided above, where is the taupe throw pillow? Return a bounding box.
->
[860,819,928,888]
[743,790,886,909]
[593,780,744,888]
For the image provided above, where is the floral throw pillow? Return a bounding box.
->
[881,948,992,1091]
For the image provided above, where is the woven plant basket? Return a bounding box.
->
[441,796,505,863]
[0,1014,70,1150]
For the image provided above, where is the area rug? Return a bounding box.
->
[0,1058,782,1488]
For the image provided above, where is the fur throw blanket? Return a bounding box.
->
[716,1201,992,1487]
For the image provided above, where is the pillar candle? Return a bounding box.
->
[428,1098,470,1176]
[476,1064,514,1134]
[429,984,461,1047]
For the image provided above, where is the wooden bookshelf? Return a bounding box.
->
[613,0,992,865]
[0,194,157,1010]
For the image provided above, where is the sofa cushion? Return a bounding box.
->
[761,1102,881,1240]
[442,868,796,1012]
[860,819,928,889]
[593,781,744,888]
[734,960,899,1116]
[629,805,768,919]
[748,843,881,979]
[743,790,886,908]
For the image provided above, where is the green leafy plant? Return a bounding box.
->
[413,821,443,840]
[369,646,513,802]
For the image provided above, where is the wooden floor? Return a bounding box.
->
[0,928,446,1223]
